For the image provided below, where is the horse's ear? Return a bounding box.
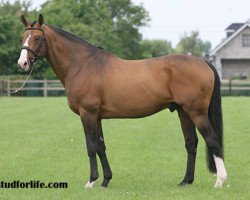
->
[21,15,28,27]
[38,14,44,26]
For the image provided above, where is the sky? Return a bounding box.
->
[133,0,250,49]
[13,0,250,49]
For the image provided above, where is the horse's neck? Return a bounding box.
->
[44,26,94,86]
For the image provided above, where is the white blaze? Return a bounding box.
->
[18,31,31,71]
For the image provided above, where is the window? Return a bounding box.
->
[242,34,250,47]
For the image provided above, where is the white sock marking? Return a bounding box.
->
[213,155,227,188]
[85,180,97,188]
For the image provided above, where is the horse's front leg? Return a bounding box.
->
[81,112,99,188]
[96,120,112,187]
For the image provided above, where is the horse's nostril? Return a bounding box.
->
[24,61,27,66]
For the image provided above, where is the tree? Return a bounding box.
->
[0,1,35,75]
[105,0,150,59]
[175,31,211,57]
[140,39,174,58]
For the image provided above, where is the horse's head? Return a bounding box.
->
[18,14,47,71]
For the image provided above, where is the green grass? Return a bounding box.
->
[0,97,249,200]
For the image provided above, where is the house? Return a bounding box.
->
[210,19,250,79]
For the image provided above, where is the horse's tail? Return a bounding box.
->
[205,60,223,173]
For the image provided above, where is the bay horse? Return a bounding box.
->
[17,14,227,188]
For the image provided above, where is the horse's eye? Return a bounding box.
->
[35,36,40,41]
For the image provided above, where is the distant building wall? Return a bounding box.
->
[210,25,250,79]
[216,27,250,59]
[221,59,250,79]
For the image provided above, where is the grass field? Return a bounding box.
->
[0,97,249,200]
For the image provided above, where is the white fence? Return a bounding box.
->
[0,79,64,97]
[221,79,250,96]
[1,78,250,97]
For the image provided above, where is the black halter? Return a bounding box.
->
[21,27,46,63]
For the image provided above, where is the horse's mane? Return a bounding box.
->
[47,25,104,50]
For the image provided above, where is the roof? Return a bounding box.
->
[225,23,244,31]
[210,22,250,56]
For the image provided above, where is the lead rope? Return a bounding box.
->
[0,63,35,96]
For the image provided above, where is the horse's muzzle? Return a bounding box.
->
[18,59,32,72]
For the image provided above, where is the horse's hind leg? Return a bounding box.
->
[96,120,112,187]
[177,108,198,186]
[191,113,227,188]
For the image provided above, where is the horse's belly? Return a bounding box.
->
[100,96,169,119]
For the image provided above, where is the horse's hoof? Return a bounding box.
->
[85,180,97,188]
[101,179,110,187]
[214,176,227,188]
[178,180,193,186]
